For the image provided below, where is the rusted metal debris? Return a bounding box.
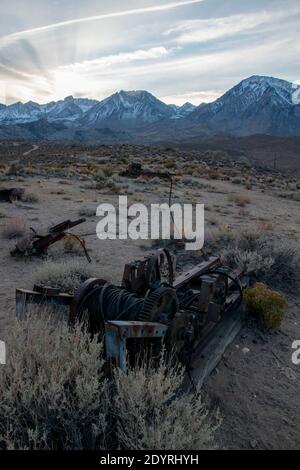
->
[16,249,249,378]
[122,249,176,294]
[11,218,91,262]
[0,188,25,203]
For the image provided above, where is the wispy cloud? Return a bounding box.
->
[165,8,300,44]
[0,0,205,50]
[161,90,222,105]
[61,47,171,73]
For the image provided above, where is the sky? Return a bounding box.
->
[0,0,300,105]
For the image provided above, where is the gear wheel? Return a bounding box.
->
[138,287,178,323]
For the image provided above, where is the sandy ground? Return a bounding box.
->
[0,168,300,450]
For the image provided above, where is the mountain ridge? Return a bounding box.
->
[0,76,299,141]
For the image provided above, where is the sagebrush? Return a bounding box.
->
[32,259,99,294]
[0,313,219,450]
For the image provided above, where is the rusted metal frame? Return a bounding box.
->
[173,256,220,289]
[105,321,168,371]
[49,218,86,234]
[16,288,73,319]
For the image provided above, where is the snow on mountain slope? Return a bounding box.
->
[0,76,299,137]
[82,90,174,127]
[169,102,196,119]
[189,76,300,136]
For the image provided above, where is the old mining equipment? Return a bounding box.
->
[16,249,248,376]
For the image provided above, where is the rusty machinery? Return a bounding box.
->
[16,249,248,372]
[11,218,91,262]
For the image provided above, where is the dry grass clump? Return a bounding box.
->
[32,259,99,294]
[243,283,288,330]
[1,217,27,239]
[0,314,219,450]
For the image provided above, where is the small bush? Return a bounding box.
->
[32,259,99,294]
[221,229,300,288]
[0,314,219,450]
[114,357,219,450]
[0,314,108,450]
[228,194,251,207]
[78,206,95,217]
[21,192,39,203]
[243,283,288,330]
[232,177,242,184]
[1,217,27,239]
[292,192,300,202]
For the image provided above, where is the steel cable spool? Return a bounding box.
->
[70,278,179,335]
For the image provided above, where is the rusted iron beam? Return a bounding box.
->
[173,256,220,289]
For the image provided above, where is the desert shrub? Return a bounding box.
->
[228,194,251,207]
[243,283,288,330]
[0,314,219,450]
[21,191,39,203]
[0,314,108,450]
[232,177,242,184]
[211,228,300,288]
[78,206,95,217]
[114,358,219,450]
[0,162,8,173]
[32,259,99,294]
[101,165,114,178]
[205,225,235,251]
[292,192,300,202]
[164,160,177,169]
[7,163,23,175]
[1,217,27,239]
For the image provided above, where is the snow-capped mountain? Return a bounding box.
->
[82,90,174,127]
[0,76,299,139]
[0,101,42,123]
[44,96,98,122]
[0,96,98,124]
[189,76,300,136]
[169,102,196,119]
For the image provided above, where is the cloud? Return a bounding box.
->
[165,8,300,44]
[161,90,222,105]
[61,47,171,73]
[0,0,205,50]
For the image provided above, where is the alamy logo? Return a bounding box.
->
[0,341,5,365]
[96,196,204,251]
[292,340,300,365]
